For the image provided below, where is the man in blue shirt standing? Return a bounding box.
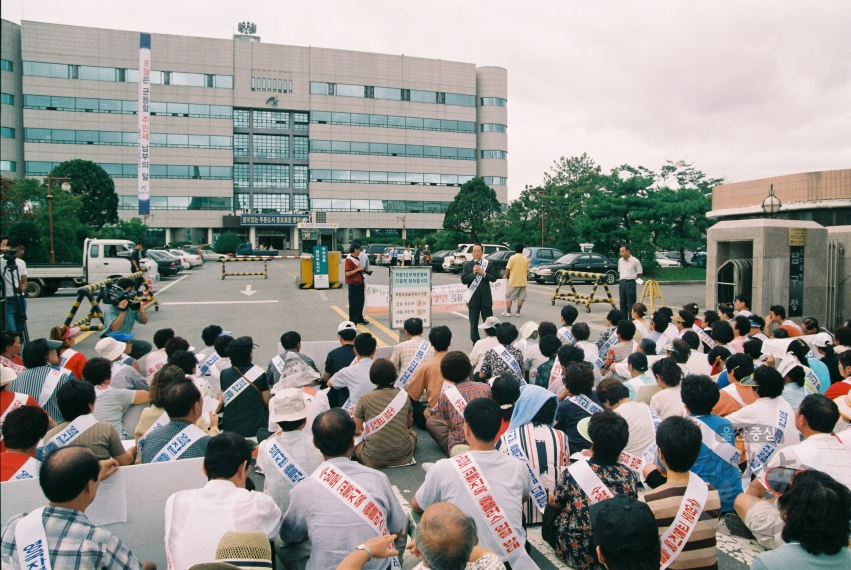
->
[680,374,742,512]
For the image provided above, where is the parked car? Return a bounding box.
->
[174,248,205,266]
[362,243,394,264]
[200,249,227,261]
[690,252,707,268]
[655,252,680,268]
[168,249,203,267]
[483,247,566,279]
[375,247,394,266]
[145,250,183,277]
[156,249,190,270]
[429,250,454,272]
[528,252,619,285]
[446,243,509,273]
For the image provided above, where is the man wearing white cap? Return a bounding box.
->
[469,316,500,374]
[324,321,358,383]
[258,389,323,514]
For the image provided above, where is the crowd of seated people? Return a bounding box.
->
[1,303,850,570]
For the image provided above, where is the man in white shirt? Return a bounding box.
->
[1,237,27,335]
[469,316,501,374]
[734,394,851,549]
[164,432,283,570]
[329,333,377,412]
[617,245,642,318]
[412,398,537,569]
[596,378,657,459]
[278,408,406,570]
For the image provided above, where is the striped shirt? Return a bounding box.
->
[496,423,568,523]
[641,481,722,570]
[139,419,209,463]
[9,365,71,423]
[1,505,144,569]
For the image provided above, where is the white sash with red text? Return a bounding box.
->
[362,389,408,439]
[659,472,709,570]
[37,369,64,407]
[442,382,467,417]
[567,459,615,504]
[0,355,26,374]
[15,506,52,570]
[450,453,534,567]
[0,392,30,442]
[548,360,565,395]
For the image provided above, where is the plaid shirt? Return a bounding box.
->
[435,380,492,451]
[9,366,71,423]
[1,506,143,570]
[389,336,435,373]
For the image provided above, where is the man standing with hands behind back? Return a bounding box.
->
[618,244,643,318]
[462,244,497,344]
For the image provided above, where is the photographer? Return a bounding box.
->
[1,237,27,335]
[100,278,152,360]
[345,244,368,325]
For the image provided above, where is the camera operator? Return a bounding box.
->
[1,237,28,335]
[100,278,152,360]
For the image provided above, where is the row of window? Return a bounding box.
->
[480,123,507,133]
[310,111,475,133]
[0,60,12,72]
[251,77,292,93]
[310,199,450,213]
[234,164,309,189]
[24,128,232,149]
[1,93,13,105]
[118,196,233,210]
[481,150,507,159]
[23,61,233,89]
[233,109,309,130]
[233,134,309,160]
[26,161,232,179]
[309,140,476,160]
[310,169,474,186]
[235,193,310,212]
[0,160,15,172]
[23,94,232,118]
[1,127,14,139]
[480,97,507,107]
[482,176,508,186]
[309,82,476,107]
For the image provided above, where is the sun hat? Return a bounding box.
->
[834,393,851,421]
[95,337,127,362]
[0,365,17,387]
[577,417,592,442]
[516,321,539,341]
[214,530,273,570]
[478,316,501,330]
[268,388,313,423]
[61,326,81,340]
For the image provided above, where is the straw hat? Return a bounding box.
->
[214,531,272,570]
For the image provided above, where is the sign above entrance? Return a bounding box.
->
[297,222,339,229]
[240,214,310,226]
[788,228,807,247]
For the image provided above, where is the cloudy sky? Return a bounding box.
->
[5,1,849,199]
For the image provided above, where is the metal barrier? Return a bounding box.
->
[551,270,616,312]
[639,280,665,313]
[221,257,268,280]
[61,272,157,332]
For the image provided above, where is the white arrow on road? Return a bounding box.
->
[240,285,257,296]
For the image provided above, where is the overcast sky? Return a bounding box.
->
[5,1,849,199]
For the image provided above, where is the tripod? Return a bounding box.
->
[1,255,30,345]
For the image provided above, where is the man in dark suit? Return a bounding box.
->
[461,244,497,344]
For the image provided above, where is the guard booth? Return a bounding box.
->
[716,259,753,306]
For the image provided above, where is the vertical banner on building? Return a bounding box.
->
[313,245,329,289]
[138,33,151,215]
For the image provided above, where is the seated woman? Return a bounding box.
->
[82,357,149,439]
[42,381,136,465]
[649,357,687,420]
[496,384,567,524]
[50,325,87,381]
[353,358,416,468]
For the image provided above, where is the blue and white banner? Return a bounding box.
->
[138,33,151,215]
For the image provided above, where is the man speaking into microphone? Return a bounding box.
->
[461,244,497,344]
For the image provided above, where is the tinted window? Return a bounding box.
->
[538,249,553,259]
[556,253,581,264]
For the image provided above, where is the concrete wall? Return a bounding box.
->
[712,169,851,210]
[1,20,24,177]
[827,225,851,327]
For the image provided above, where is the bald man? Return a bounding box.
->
[408,503,500,570]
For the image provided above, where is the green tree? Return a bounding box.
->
[442,177,502,243]
[97,218,149,245]
[214,232,242,254]
[49,160,119,229]
[8,221,49,263]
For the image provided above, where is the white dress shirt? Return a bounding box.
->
[164,479,282,570]
[762,433,851,488]
[329,357,374,408]
[617,256,643,280]
[258,430,324,512]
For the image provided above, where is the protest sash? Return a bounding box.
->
[139,411,170,444]
[442,382,468,417]
[567,394,604,415]
[692,324,717,349]
[58,349,78,368]
[395,340,431,389]
[151,424,207,462]
[504,429,548,514]
[659,472,709,570]
[15,506,52,570]
[548,360,565,395]
[0,355,26,374]
[40,414,98,457]
[362,389,409,439]
[222,365,264,406]
[265,439,308,485]
[311,461,401,569]
[803,366,821,393]
[0,392,30,438]
[145,351,167,379]
[11,456,40,480]
[462,259,489,303]
[199,353,220,376]
[450,453,534,566]
[746,406,790,473]
[37,369,64,407]
[495,345,524,383]
[597,330,619,360]
[341,397,356,418]
[568,459,615,504]
[752,332,770,342]
[626,377,648,398]
[557,326,576,345]
[722,384,748,407]
[688,416,740,467]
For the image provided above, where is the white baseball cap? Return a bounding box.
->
[268,388,312,423]
[0,365,17,387]
[338,321,357,332]
[776,353,802,379]
[812,332,833,348]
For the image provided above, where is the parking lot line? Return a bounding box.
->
[154,274,189,294]
[330,304,388,346]
[363,315,398,340]
[159,300,279,305]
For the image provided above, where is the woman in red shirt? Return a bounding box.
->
[825,350,851,400]
[50,325,87,381]
[0,365,54,453]
[0,331,24,372]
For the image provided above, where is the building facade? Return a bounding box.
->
[0,19,508,250]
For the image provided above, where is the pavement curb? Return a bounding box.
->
[651,280,706,285]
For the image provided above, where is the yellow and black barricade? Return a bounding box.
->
[61,272,158,332]
[639,280,665,312]
[221,257,268,280]
[551,270,616,312]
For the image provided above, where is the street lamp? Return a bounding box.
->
[46,174,71,263]
[761,184,782,218]
[396,215,407,246]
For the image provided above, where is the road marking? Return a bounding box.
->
[364,315,397,340]
[240,284,257,296]
[392,485,411,515]
[159,300,279,305]
[154,274,189,294]
[340,305,397,346]
[317,290,328,301]
[75,331,94,343]
[330,305,387,346]
[287,271,297,278]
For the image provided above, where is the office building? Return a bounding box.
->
[0,19,508,250]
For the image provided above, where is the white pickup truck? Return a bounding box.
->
[25,238,157,297]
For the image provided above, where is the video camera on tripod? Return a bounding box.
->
[1,248,29,343]
[99,282,141,311]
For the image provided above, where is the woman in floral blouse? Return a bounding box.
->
[547,411,640,570]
